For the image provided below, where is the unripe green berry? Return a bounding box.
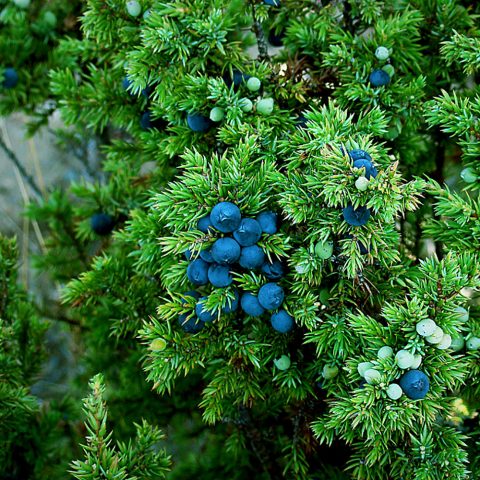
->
[386,383,403,400]
[453,306,469,322]
[209,107,225,122]
[437,333,452,350]
[377,346,394,359]
[358,361,374,377]
[466,336,480,351]
[274,354,291,370]
[126,0,142,17]
[382,64,395,77]
[143,9,151,19]
[319,288,330,305]
[239,97,253,112]
[460,167,478,184]
[13,0,30,8]
[395,350,415,369]
[416,318,437,337]
[375,46,390,61]
[150,338,167,351]
[256,98,274,115]
[246,76,262,92]
[355,176,369,191]
[450,335,465,352]
[410,354,422,369]
[314,241,334,260]
[364,368,381,384]
[43,11,57,28]
[426,326,444,344]
[322,364,339,379]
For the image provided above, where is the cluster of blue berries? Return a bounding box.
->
[178,201,294,334]
[369,45,394,87]
[342,149,377,228]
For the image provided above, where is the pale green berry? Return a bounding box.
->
[453,306,469,322]
[239,97,253,112]
[322,364,339,379]
[437,334,452,350]
[246,76,262,92]
[143,9,151,19]
[126,0,142,17]
[382,64,395,77]
[364,368,381,385]
[355,176,370,191]
[375,46,390,61]
[13,0,30,8]
[460,167,478,184]
[377,346,394,359]
[274,355,291,371]
[319,288,330,305]
[386,383,403,400]
[410,354,422,369]
[426,326,445,344]
[43,11,57,28]
[450,335,465,352]
[256,98,274,115]
[314,241,334,260]
[416,318,437,337]
[395,350,415,369]
[209,107,225,122]
[358,361,374,377]
[150,338,167,351]
[466,336,480,351]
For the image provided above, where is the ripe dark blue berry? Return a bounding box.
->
[184,249,193,261]
[296,114,308,129]
[187,113,212,132]
[195,297,216,323]
[369,69,390,87]
[348,149,372,162]
[223,69,251,88]
[268,28,285,46]
[270,310,294,333]
[122,76,133,91]
[179,291,203,333]
[199,248,214,263]
[210,202,242,233]
[211,238,241,265]
[180,290,201,304]
[222,289,240,313]
[208,264,233,288]
[258,283,284,310]
[353,159,378,179]
[239,245,265,270]
[399,370,430,400]
[2,68,19,89]
[90,213,115,235]
[140,111,165,131]
[186,259,209,286]
[197,215,213,233]
[178,314,204,333]
[263,0,280,5]
[256,211,278,234]
[261,259,284,280]
[343,204,371,227]
[233,218,262,247]
[241,293,265,317]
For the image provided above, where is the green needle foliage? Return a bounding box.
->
[0,0,83,129]
[70,374,171,480]
[7,0,480,478]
